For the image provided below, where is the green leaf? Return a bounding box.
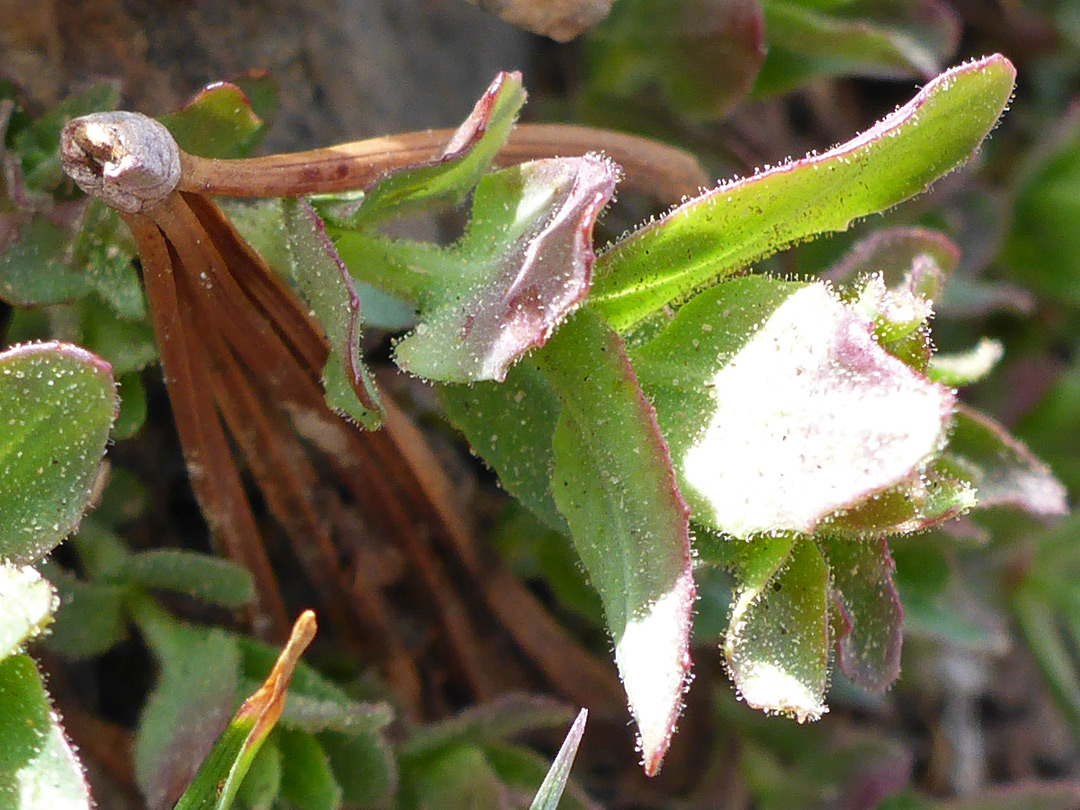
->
[540,309,693,776]
[725,537,830,721]
[632,277,954,538]
[818,536,903,691]
[171,611,318,810]
[132,602,243,810]
[0,653,91,810]
[235,736,280,810]
[926,338,1003,386]
[585,0,766,118]
[0,342,118,564]
[113,372,148,441]
[70,199,145,320]
[398,743,508,810]
[820,462,975,536]
[281,198,382,428]
[0,216,91,306]
[276,729,342,810]
[439,361,565,532]
[340,155,618,383]
[118,549,255,608]
[78,296,158,375]
[1003,111,1080,304]
[528,709,588,810]
[489,505,602,625]
[401,695,576,759]
[591,54,1016,331]
[319,731,397,808]
[160,82,266,159]
[0,562,55,659]
[42,570,126,659]
[335,70,526,224]
[754,0,960,96]
[13,82,119,193]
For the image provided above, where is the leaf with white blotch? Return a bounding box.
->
[592,55,1015,331]
[338,155,617,383]
[725,536,830,721]
[944,405,1069,517]
[539,310,693,776]
[0,653,91,810]
[926,337,1004,386]
[632,277,955,539]
[818,536,904,692]
[0,342,118,564]
[0,563,55,659]
[281,198,382,428]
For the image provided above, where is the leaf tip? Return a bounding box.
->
[614,569,696,777]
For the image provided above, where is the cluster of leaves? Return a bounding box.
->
[581,0,962,122]
[0,74,592,810]
[1,4,1078,808]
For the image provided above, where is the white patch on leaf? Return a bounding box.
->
[683,283,954,537]
[732,660,826,723]
[613,568,695,776]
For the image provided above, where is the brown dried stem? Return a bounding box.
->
[63,112,707,206]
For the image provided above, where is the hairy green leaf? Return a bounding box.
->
[160,82,267,159]
[281,198,382,428]
[633,277,954,538]
[540,310,693,776]
[592,55,1015,330]
[0,654,91,810]
[725,537,830,721]
[0,342,118,564]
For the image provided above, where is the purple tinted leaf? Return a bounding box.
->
[281,198,382,428]
[818,536,904,691]
[823,227,960,296]
[586,0,765,118]
[540,310,693,776]
[945,405,1069,516]
[394,155,618,383]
